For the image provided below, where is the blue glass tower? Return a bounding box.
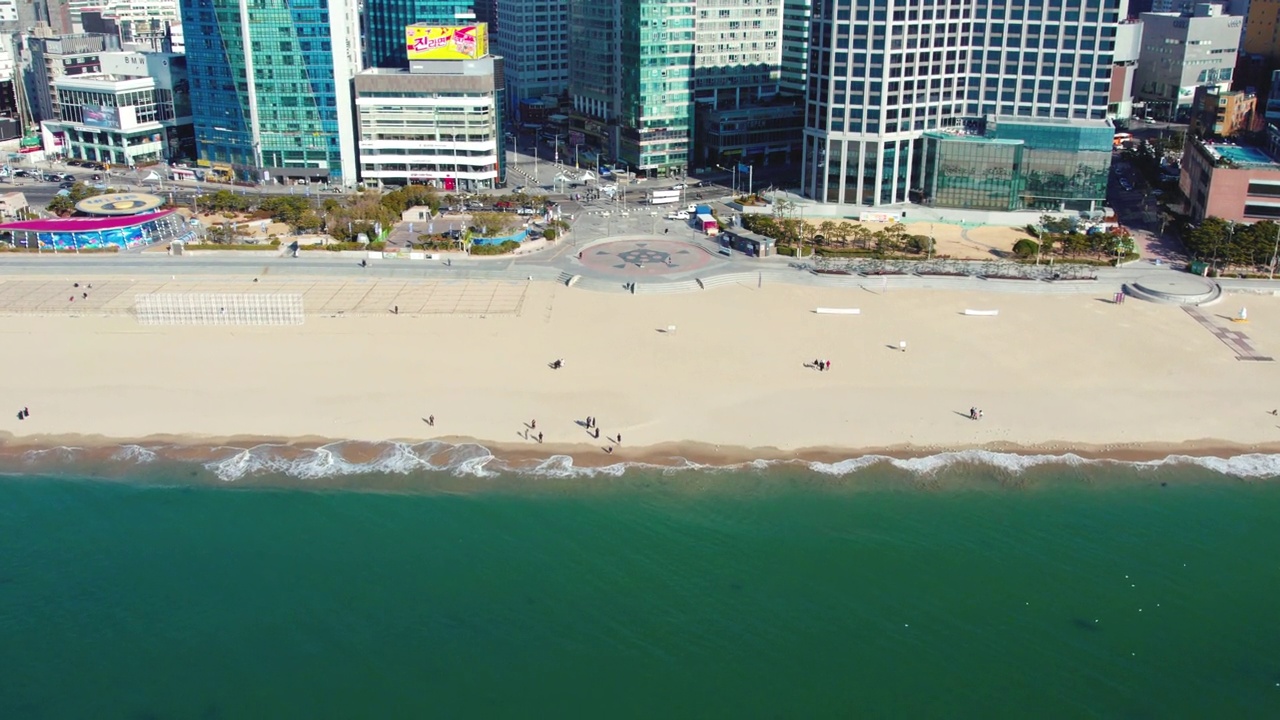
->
[365,0,477,69]
[180,0,360,184]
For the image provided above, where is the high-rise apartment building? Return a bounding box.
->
[693,0,783,109]
[780,0,812,96]
[180,0,360,184]
[364,0,475,69]
[494,0,569,116]
[802,0,1129,208]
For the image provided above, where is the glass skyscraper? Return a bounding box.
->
[180,0,360,184]
[569,0,698,177]
[802,0,1127,207]
[364,0,476,69]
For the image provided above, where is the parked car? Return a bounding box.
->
[670,183,686,190]
[516,207,537,215]
[666,211,690,220]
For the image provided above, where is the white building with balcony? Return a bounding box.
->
[355,55,505,191]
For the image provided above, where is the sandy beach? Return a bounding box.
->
[2,276,1279,465]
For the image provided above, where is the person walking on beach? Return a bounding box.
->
[825,360,831,371]
[970,407,977,420]
[537,431,543,443]
[531,419,537,430]
[427,415,435,426]
[978,409,984,420]
[616,433,622,444]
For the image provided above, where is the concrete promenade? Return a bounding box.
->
[3,187,1279,304]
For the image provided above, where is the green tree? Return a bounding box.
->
[1012,238,1039,258]
[816,220,839,247]
[259,195,311,225]
[830,221,855,249]
[294,211,323,234]
[470,211,521,237]
[849,224,873,250]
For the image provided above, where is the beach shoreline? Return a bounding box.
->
[5,432,1280,474]
[4,277,1280,480]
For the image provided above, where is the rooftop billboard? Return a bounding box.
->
[406,24,488,62]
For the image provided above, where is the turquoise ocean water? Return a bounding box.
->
[2,449,1280,719]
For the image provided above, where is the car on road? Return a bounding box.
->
[1118,177,1133,191]
[670,184,686,190]
[517,207,537,215]
[58,180,75,189]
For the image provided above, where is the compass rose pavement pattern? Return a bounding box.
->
[578,239,714,277]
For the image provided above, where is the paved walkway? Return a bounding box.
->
[1182,307,1274,362]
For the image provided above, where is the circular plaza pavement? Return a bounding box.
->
[577,237,717,277]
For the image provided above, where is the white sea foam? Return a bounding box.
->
[21,446,84,463]
[112,445,157,464]
[17,439,1276,482]
[1144,453,1280,479]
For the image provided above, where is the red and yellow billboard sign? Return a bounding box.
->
[406,24,488,61]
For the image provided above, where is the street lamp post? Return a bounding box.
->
[715,164,738,195]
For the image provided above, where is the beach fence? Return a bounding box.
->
[134,293,305,326]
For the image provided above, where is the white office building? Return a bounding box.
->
[355,56,505,190]
[1133,3,1243,121]
[49,51,193,166]
[802,0,1129,207]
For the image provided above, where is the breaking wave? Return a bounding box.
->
[5,441,1280,483]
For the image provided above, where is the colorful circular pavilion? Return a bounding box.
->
[0,193,194,251]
